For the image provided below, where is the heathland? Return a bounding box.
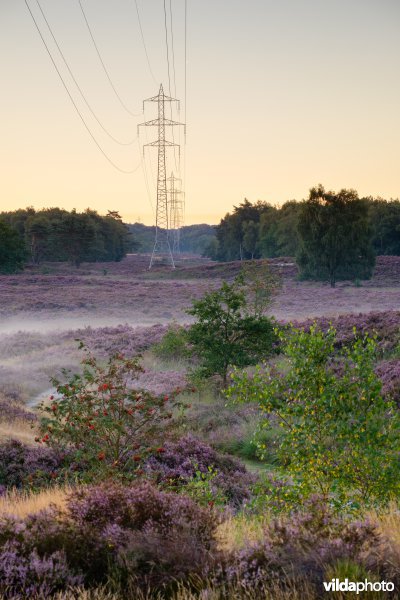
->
[0,253,399,599]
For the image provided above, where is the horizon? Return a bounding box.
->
[2,1,400,225]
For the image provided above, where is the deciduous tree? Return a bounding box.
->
[297,185,375,287]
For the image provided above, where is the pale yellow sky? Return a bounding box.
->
[1,0,400,225]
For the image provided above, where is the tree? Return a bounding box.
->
[242,221,259,259]
[368,198,400,255]
[297,185,375,287]
[228,326,400,506]
[0,220,26,273]
[186,273,276,385]
[55,211,96,267]
[26,215,50,264]
[211,199,272,261]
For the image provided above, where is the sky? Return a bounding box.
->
[1,0,400,225]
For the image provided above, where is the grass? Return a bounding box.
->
[0,419,37,444]
[0,485,70,518]
[44,581,317,600]
[216,511,269,551]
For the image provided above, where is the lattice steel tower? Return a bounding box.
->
[168,172,184,255]
[138,85,185,269]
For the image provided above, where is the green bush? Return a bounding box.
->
[228,325,400,507]
[152,324,190,362]
[38,343,186,481]
[187,277,276,385]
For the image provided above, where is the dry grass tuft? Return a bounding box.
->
[47,580,317,600]
[0,419,38,445]
[0,485,70,518]
[217,512,269,552]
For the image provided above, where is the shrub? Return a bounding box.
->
[38,345,187,480]
[152,323,190,362]
[0,399,36,423]
[187,277,276,385]
[0,440,66,489]
[221,496,379,592]
[375,358,400,406]
[293,311,400,355]
[0,541,82,598]
[145,434,256,509]
[228,325,400,506]
[0,482,219,595]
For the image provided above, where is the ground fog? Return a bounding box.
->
[0,253,398,413]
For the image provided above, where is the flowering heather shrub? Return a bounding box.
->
[0,482,219,594]
[375,359,400,405]
[76,323,169,357]
[222,496,379,591]
[145,434,256,509]
[0,267,212,320]
[0,399,36,423]
[134,368,188,396]
[292,311,400,354]
[0,331,51,360]
[67,482,218,589]
[0,541,82,598]
[0,440,65,489]
[364,255,400,286]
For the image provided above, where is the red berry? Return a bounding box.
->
[133,455,141,462]
[98,452,105,461]
[156,447,165,453]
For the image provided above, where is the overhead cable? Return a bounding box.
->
[163,0,172,96]
[166,0,179,174]
[183,0,187,221]
[133,0,158,85]
[36,0,138,146]
[169,0,177,98]
[25,0,141,174]
[78,0,142,118]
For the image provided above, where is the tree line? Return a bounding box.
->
[128,223,215,255]
[0,208,131,272]
[204,186,400,287]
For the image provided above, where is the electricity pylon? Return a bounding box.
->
[138,84,185,269]
[168,172,184,255]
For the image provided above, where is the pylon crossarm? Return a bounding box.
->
[143,140,180,149]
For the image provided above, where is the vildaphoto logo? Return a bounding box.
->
[323,579,394,594]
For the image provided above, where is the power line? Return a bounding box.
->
[163,0,171,96]
[133,0,157,85]
[137,137,155,218]
[169,0,177,98]
[78,0,142,118]
[168,0,179,174]
[143,105,157,192]
[184,0,187,136]
[24,0,141,174]
[183,0,187,224]
[35,0,137,146]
